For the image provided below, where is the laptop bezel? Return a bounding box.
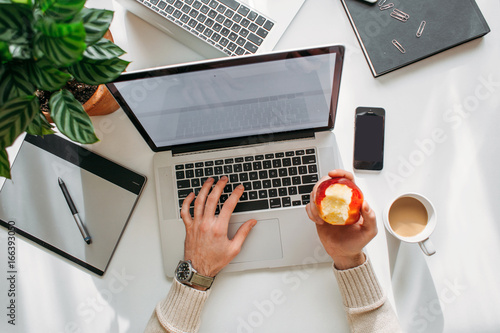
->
[106,45,345,154]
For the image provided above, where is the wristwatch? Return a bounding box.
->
[175,260,214,289]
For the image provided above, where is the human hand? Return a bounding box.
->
[181,177,257,285]
[305,170,377,269]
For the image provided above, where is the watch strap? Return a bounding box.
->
[190,272,214,289]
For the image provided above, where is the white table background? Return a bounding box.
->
[1,0,499,332]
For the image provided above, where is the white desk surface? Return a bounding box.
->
[1,0,500,332]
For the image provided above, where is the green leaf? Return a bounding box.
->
[0,65,34,106]
[50,89,98,144]
[68,57,129,85]
[0,95,38,149]
[33,20,86,66]
[26,112,55,136]
[0,148,10,179]
[83,38,125,61]
[0,41,12,61]
[0,4,32,43]
[28,58,72,91]
[78,8,113,45]
[39,0,85,22]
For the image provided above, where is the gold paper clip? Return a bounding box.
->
[392,39,406,53]
[380,3,394,10]
[416,20,426,37]
[390,8,410,22]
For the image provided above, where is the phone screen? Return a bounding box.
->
[354,107,385,170]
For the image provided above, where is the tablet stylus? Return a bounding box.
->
[58,177,92,245]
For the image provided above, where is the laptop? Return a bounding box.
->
[106,45,345,277]
[115,0,306,58]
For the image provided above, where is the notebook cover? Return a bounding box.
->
[0,134,146,276]
[341,0,490,77]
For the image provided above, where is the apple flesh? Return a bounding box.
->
[315,177,364,225]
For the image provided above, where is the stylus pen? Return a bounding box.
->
[58,177,92,244]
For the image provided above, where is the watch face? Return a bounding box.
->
[176,261,192,282]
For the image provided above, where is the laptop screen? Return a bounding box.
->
[107,46,344,152]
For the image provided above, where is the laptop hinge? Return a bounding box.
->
[172,129,316,156]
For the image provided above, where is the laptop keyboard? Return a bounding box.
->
[137,0,275,56]
[175,148,319,215]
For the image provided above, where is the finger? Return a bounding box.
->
[180,192,195,226]
[204,176,228,217]
[218,184,244,221]
[306,202,325,225]
[194,178,214,220]
[327,169,354,181]
[230,219,257,254]
[360,201,377,234]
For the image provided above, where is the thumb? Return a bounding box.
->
[360,201,378,234]
[231,219,257,251]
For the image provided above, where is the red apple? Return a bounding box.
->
[315,177,364,225]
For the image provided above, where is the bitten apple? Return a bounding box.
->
[315,177,364,225]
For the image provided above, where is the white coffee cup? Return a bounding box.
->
[383,193,437,256]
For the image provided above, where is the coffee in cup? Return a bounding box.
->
[383,193,436,256]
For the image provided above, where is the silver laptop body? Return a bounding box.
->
[115,0,306,58]
[107,45,345,277]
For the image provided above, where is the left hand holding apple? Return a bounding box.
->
[305,170,378,269]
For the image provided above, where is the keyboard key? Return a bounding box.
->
[298,166,307,174]
[278,188,287,197]
[288,167,298,176]
[269,169,278,178]
[209,0,218,8]
[174,0,182,8]
[278,168,287,177]
[263,20,274,30]
[191,179,200,187]
[178,189,192,198]
[233,200,269,213]
[293,200,302,206]
[255,15,265,26]
[248,11,257,21]
[308,165,317,173]
[292,176,301,185]
[259,170,268,179]
[219,0,239,10]
[252,181,262,190]
[249,191,258,200]
[176,170,185,179]
[240,192,248,200]
[306,148,315,154]
[282,177,291,186]
[195,169,204,177]
[302,155,316,164]
[224,9,234,18]
[200,5,209,13]
[235,157,244,162]
[258,190,268,199]
[282,158,291,167]
[253,161,262,170]
[263,179,272,188]
[268,188,277,197]
[236,37,245,46]
[272,159,281,168]
[217,4,226,13]
[239,173,248,181]
[243,162,252,171]
[302,194,310,205]
[224,165,233,174]
[237,5,250,16]
[195,162,204,167]
[158,1,167,9]
[288,186,298,195]
[292,157,301,165]
[216,13,225,22]
[214,166,223,174]
[224,158,234,164]
[302,174,318,183]
[228,32,237,41]
[282,197,291,207]
[177,180,190,189]
[262,160,272,169]
[234,164,242,172]
[233,13,242,22]
[275,152,285,158]
[175,164,184,170]
[296,150,305,155]
[185,163,194,169]
[230,174,238,183]
[240,18,250,28]
[185,169,194,178]
[231,24,241,33]
[270,198,281,208]
[298,184,314,194]
[272,179,281,187]
[248,23,258,32]
[221,27,230,36]
[285,151,294,157]
[244,41,258,53]
[256,27,268,38]
[193,1,201,8]
[249,171,258,180]
[243,182,251,190]
[224,184,232,193]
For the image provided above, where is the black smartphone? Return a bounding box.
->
[353,107,385,171]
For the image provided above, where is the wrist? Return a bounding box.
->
[332,252,366,270]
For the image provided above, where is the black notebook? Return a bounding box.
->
[341,0,490,77]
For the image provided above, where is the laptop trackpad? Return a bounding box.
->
[228,219,283,264]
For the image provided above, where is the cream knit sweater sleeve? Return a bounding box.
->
[333,257,402,333]
[145,258,401,333]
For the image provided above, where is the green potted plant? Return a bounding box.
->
[0,0,130,178]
